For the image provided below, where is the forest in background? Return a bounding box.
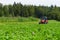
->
[0,2,60,21]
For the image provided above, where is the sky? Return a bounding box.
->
[0,0,60,6]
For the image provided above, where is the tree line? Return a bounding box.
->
[0,2,60,21]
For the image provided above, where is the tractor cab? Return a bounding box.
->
[39,16,48,24]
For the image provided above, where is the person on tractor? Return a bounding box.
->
[39,16,48,24]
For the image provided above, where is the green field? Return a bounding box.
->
[0,17,60,40]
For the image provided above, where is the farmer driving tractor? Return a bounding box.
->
[39,16,48,24]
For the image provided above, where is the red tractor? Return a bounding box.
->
[39,16,48,24]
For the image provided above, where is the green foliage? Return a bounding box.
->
[0,17,39,22]
[0,20,59,40]
[0,2,60,21]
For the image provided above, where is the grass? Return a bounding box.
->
[0,17,59,40]
[0,17,39,22]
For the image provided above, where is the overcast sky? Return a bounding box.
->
[0,0,60,6]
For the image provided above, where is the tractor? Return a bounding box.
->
[39,16,48,24]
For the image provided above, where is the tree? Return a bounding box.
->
[3,5,9,17]
[8,5,14,16]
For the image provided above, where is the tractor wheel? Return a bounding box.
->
[39,22,40,24]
